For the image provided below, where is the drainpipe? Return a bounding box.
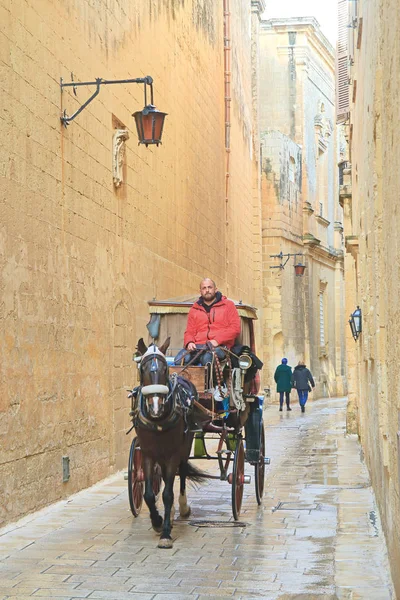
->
[223,0,231,292]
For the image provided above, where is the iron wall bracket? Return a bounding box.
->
[60,75,153,127]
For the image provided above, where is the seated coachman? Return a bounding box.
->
[174,278,241,366]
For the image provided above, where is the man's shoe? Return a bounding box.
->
[287,407,292,411]
[279,406,283,411]
[301,405,305,413]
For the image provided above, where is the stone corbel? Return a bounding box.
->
[113,129,130,188]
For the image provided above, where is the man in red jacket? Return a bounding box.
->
[174,278,241,366]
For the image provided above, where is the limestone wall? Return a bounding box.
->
[346,0,400,593]
[0,0,261,525]
[259,18,346,399]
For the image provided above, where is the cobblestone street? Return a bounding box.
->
[0,397,395,599]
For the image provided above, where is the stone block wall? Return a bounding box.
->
[0,0,261,525]
[346,0,400,594]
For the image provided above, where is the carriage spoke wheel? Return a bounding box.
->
[128,438,144,517]
[153,463,162,499]
[231,437,245,521]
[255,421,265,505]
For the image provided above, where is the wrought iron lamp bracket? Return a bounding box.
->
[269,252,303,270]
[60,75,153,127]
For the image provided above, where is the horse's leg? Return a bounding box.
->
[143,456,163,532]
[178,461,191,518]
[158,463,176,549]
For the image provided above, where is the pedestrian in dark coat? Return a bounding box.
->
[274,358,292,411]
[291,361,315,412]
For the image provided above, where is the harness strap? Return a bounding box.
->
[178,347,206,372]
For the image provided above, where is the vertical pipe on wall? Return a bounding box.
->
[223,0,231,292]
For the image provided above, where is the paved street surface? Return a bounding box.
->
[0,397,396,599]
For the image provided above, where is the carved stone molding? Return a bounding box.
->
[314,103,333,153]
[113,129,129,188]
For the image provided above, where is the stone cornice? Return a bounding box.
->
[306,243,344,265]
[303,201,314,215]
[261,17,334,63]
[251,0,266,16]
[345,235,359,260]
[334,221,344,233]
[303,233,321,248]
[316,214,331,227]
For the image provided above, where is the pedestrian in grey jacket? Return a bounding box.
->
[291,361,315,413]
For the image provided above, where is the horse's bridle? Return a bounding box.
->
[140,351,170,397]
[136,349,182,431]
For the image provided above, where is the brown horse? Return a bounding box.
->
[134,337,207,549]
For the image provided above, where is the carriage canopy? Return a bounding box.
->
[147,296,258,358]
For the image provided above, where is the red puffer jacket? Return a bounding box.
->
[183,296,241,349]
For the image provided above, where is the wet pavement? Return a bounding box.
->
[0,397,396,599]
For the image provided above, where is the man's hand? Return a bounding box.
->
[187,342,196,351]
[209,340,219,347]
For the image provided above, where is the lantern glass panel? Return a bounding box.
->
[134,112,144,142]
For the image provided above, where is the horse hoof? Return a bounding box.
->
[158,537,173,549]
[180,505,191,519]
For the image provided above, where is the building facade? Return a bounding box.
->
[259,18,347,399]
[0,0,264,526]
[339,0,400,594]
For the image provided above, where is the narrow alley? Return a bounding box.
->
[0,397,394,599]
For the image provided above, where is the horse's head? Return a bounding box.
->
[136,337,171,420]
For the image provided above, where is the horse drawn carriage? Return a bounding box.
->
[127,296,268,547]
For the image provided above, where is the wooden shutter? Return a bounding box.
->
[336,0,350,123]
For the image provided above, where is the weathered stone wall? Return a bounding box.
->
[0,0,261,525]
[259,18,346,399]
[346,0,400,594]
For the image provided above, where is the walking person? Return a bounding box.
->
[274,358,292,411]
[291,361,315,413]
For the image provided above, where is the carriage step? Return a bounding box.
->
[264,457,271,465]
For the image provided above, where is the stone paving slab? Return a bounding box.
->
[0,397,396,599]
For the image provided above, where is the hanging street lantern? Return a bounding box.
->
[133,77,167,146]
[60,75,167,146]
[133,105,167,146]
[294,262,306,276]
[349,306,362,340]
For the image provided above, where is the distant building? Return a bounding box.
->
[259,17,347,398]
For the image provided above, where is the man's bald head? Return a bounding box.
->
[199,278,218,305]
[200,277,216,289]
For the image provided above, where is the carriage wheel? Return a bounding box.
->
[231,437,245,520]
[255,421,265,505]
[128,437,144,517]
[153,463,162,499]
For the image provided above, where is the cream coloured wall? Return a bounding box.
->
[0,0,262,525]
[345,0,400,594]
[259,18,347,399]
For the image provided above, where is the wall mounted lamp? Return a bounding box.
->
[349,306,362,340]
[270,252,306,276]
[60,75,167,146]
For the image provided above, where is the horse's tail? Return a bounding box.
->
[181,461,209,485]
